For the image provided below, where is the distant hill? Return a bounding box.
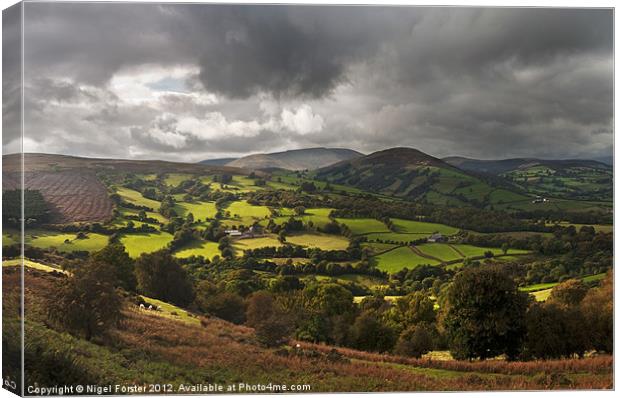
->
[591,156,613,166]
[443,156,610,174]
[443,156,612,202]
[225,147,363,170]
[314,147,529,207]
[199,157,238,166]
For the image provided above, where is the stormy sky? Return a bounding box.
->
[2,3,613,162]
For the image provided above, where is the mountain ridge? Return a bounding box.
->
[201,147,363,170]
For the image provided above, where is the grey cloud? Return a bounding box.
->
[12,4,614,161]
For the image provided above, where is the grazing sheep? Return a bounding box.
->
[148,305,153,310]
[139,304,145,310]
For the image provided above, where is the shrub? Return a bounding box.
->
[199,291,246,324]
[134,250,193,306]
[48,260,122,340]
[548,279,588,307]
[394,323,435,358]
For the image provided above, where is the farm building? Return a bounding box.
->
[427,233,447,243]
[225,229,242,237]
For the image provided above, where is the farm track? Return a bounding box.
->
[448,244,465,257]
[409,245,444,263]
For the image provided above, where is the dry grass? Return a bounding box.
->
[7,268,614,392]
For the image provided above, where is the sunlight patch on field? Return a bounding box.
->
[139,295,200,326]
[3,258,68,274]
[173,201,218,221]
[373,246,439,273]
[391,219,459,235]
[121,231,174,258]
[25,230,108,253]
[163,173,194,187]
[174,240,221,260]
[286,233,349,250]
[116,187,161,210]
[223,200,271,226]
[233,235,283,255]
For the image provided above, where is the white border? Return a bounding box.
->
[0,1,616,398]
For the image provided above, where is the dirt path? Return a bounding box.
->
[448,244,465,257]
[409,245,444,263]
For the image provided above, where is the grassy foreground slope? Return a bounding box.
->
[7,267,612,392]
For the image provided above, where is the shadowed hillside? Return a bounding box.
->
[4,266,613,392]
[221,148,363,170]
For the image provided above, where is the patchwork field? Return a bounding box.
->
[373,246,440,273]
[336,218,391,235]
[118,207,167,223]
[416,243,463,262]
[116,187,161,210]
[286,232,350,250]
[370,242,530,274]
[365,232,429,243]
[120,231,174,258]
[173,240,221,260]
[392,218,459,235]
[224,200,271,226]
[173,201,218,221]
[232,235,283,255]
[163,173,194,187]
[24,230,108,253]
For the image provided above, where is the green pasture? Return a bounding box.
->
[391,218,459,235]
[364,232,428,243]
[224,200,271,226]
[286,233,349,251]
[487,189,530,204]
[449,244,514,258]
[3,232,18,246]
[233,236,283,255]
[269,208,334,229]
[174,240,221,260]
[373,246,440,273]
[139,295,200,326]
[173,201,218,221]
[116,187,161,210]
[163,173,194,188]
[25,230,108,253]
[531,289,552,302]
[119,207,167,223]
[416,244,463,262]
[335,218,390,235]
[120,231,174,258]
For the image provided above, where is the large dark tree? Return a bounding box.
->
[548,279,588,307]
[348,310,397,352]
[442,266,529,360]
[580,272,613,353]
[91,243,136,291]
[524,302,588,359]
[134,250,193,306]
[48,260,122,341]
[394,323,435,358]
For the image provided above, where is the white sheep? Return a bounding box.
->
[148,305,153,310]
[139,304,145,310]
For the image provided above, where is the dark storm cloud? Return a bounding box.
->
[13,3,613,161]
[3,2,22,153]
